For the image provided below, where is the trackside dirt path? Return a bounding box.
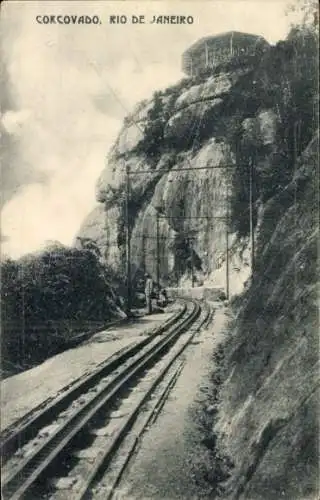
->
[113,303,230,500]
[1,310,179,432]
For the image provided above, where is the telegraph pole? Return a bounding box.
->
[226,184,229,300]
[191,238,195,288]
[205,41,209,67]
[142,233,146,275]
[156,208,160,288]
[187,235,195,288]
[293,120,301,314]
[249,158,255,274]
[125,164,132,315]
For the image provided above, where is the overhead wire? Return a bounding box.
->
[89,53,238,288]
[88,60,144,135]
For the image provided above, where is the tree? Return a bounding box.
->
[1,245,120,374]
[286,0,319,33]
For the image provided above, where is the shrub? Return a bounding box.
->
[1,245,120,372]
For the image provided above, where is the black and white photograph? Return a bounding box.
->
[0,1,319,499]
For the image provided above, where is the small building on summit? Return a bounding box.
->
[182,31,270,76]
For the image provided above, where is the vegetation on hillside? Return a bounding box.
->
[1,242,122,376]
[204,9,319,497]
[128,23,318,242]
[207,127,319,500]
[232,23,317,237]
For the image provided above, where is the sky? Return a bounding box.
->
[0,0,301,259]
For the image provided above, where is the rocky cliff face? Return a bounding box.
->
[78,57,276,293]
[207,132,318,500]
[78,27,318,498]
[78,28,317,301]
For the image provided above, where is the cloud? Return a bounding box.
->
[0,0,296,258]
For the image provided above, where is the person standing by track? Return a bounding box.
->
[144,273,154,315]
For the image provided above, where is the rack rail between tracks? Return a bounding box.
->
[1,300,200,500]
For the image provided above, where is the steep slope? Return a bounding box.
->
[211,132,318,500]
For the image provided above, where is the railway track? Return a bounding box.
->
[1,303,187,461]
[1,299,210,500]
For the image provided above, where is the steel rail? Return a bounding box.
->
[0,303,186,465]
[103,302,211,500]
[75,300,203,500]
[2,301,199,500]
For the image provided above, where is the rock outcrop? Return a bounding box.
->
[78,62,264,293]
[78,27,318,498]
[78,27,317,301]
[212,132,319,500]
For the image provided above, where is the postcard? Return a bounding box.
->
[1,1,318,499]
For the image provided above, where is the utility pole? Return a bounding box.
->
[187,236,195,288]
[249,158,255,274]
[191,238,195,288]
[230,31,234,56]
[125,164,132,316]
[205,41,209,67]
[293,120,301,314]
[142,233,146,275]
[226,184,229,300]
[156,208,160,288]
